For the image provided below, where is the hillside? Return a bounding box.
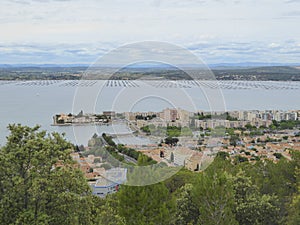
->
[0,65,300,81]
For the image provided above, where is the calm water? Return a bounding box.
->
[1,80,300,145]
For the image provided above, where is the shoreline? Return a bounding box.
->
[51,122,112,127]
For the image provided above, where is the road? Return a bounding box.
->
[119,153,138,164]
[100,135,138,165]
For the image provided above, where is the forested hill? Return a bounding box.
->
[0,65,300,81]
[213,66,300,81]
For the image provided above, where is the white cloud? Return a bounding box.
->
[0,40,299,64]
[284,0,300,3]
[269,43,281,48]
[0,0,299,63]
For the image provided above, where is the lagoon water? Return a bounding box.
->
[1,80,300,146]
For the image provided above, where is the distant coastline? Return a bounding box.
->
[1,65,300,81]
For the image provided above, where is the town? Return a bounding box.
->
[53,110,114,125]
[65,108,300,196]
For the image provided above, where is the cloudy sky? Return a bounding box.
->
[0,0,300,64]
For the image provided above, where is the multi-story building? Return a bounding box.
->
[160,108,178,121]
[103,111,116,118]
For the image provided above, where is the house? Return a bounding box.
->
[91,168,127,197]
[91,177,120,197]
[184,152,203,171]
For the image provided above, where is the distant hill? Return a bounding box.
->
[0,64,300,81]
[1,62,299,69]
[209,62,300,69]
[0,66,86,80]
[0,64,89,68]
[212,66,300,81]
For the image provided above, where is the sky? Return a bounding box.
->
[0,0,300,64]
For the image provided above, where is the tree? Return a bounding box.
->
[141,125,151,135]
[273,152,283,159]
[170,152,174,163]
[235,155,248,163]
[232,171,280,225]
[0,124,94,225]
[257,158,297,219]
[78,144,85,151]
[165,136,179,147]
[216,151,230,160]
[229,135,240,147]
[117,183,175,225]
[137,153,156,166]
[93,195,126,225]
[286,167,300,225]
[287,189,300,225]
[174,184,198,225]
[192,171,238,225]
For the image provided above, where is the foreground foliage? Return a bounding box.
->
[0,125,299,224]
[0,125,98,225]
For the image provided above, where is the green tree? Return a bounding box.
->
[259,159,297,219]
[287,190,300,225]
[170,152,175,163]
[273,152,283,159]
[165,136,179,147]
[232,171,280,225]
[286,167,300,225]
[117,183,175,225]
[192,171,238,225]
[229,135,240,147]
[0,124,94,225]
[174,183,198,225]
[164,169,197,193]
[93,195,126,225]
[137,153,156,166]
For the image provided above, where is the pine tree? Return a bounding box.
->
[0,124,95,225]
[117,183,175,225]
[192,171,238,225]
